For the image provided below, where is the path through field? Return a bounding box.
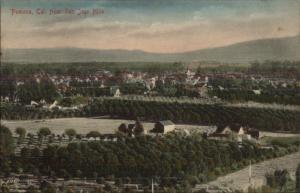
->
[195,151,300,192]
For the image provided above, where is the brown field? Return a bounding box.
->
[1,118,209,135]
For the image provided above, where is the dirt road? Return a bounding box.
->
[195,151,300,192]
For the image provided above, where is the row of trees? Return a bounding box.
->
[1,124,299,193]
[2,128,291,183]
[209,88,300,105]
[249,61,300,79]
[0,102,83,120]
[1,62,184,76]
[85,99,300,132]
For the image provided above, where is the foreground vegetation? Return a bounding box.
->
[1,123,300,193]
[1,125,299,184]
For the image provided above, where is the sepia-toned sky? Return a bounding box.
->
[1,0,299,53]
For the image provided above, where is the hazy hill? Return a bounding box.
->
[2,36,299,63]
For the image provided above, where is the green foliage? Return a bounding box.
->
[265,169,290,190]
[85,99,300,132]
[26,185,39,193]
[266,137,300,148]
[296,164,300,193]
[249,61,300,79]
[64,129,77,138]
[16,79,58,104]
[208,75,300,105]
[8,133,281,181]
[1,62,184,76]
[120,82,147,95]
[86,131,101,138]
[0,125,15,156]
[38,127,51,137]
[15,127,26,141]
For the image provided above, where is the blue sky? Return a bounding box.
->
[1,0,299,52]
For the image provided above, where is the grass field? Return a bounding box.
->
[1,118,210,135]
[260,136,300,147]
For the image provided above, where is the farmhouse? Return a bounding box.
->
[208,125,260,141]
[110,86,121,97]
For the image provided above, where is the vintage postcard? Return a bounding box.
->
[0,0,300,193]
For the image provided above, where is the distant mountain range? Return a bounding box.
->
[2,36,300,63]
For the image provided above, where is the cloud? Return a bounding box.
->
[1,0,299,52]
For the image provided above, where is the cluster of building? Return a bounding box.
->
[2,67,299,105]
[205,125,260,142]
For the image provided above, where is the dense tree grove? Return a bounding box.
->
[3,133,295,183]
[0,102,83,120]
[2,99,300,132]
[296,164,300,193]
[208,76,300,105]
[0,66,58,104]
[209,88,300,105]
[15,79,58,104]
[0,125,15,177]
[85,99,300,132]
[0,125,15,157]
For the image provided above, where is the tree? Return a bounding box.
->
[21,147,31,158]
[0,125,14,156]
[31,147,41,157]
[296,164,300,193]
[41,184,56,193]
[134,118,144,136]
[1,184,10,193]
[76,170,82,179]
[118,123,128,133]
[15,127,26,140]
[38,127,51,138]
[64,129,77,139]
[265,169,290,190]
[60,97,72,107]
[66,188,76,193]
[86,131,101,138]
[26,185,39,193]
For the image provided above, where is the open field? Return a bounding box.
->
[195,151,300,192]
[2,118,300,138]
[259,132,300,138]
[1,117,210,135]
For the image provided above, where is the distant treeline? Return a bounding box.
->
[1,62,185,75]
[248,61,300,79]
[195,60,300,76]
[2,60,299,77]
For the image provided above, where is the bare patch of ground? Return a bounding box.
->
[195,151,300,192]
